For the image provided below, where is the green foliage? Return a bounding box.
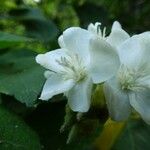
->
[41,0,80,30]
[8,7,59,43]
[113,119,150,150]
[65,119,102,150]
[0,106,41,150]
[0,32,33,49]
[56,5,80,30]
[0,50,45,106]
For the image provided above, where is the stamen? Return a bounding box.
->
[97,24,101,35]
[96,24,106,39]
[55,53,87,82]
[102,27,106,38]
[118,65,146,91]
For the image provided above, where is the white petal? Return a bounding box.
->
[104,77,131,121]
[118,33,150,70]
[67,77,93,112]
[58,35,66,48]
[111,21,122,31]
[62,27,93,65]
[44,70,53,79]
[129,88,150,124]
[133,31,150,38]
[36,49,67,73]
[89,37,120,83]
[40,74,75,100]
[106,21,130,48]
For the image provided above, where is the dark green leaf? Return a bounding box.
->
[24,19,58,43]
[0,50,45,106]
[9,7,45,20]
[0,32,33,49]
[113,119,150,150]
[8,7,59,43]
[0,106,41,150]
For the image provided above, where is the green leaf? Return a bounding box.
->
[9,7,45,20]
[0,106,41,150]
[0,32,33,49]
[8,7,59,43]
[24,19,58,43]
[112,119,150,150]
[0,50,45,106]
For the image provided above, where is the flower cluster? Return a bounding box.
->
[36,21,150,124]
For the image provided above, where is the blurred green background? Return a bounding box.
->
[0,0,150,150]
[0,0,150,52]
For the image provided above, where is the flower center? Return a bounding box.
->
[56,53,87,82]
[118,65,145,91]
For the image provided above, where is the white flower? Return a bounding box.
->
[88,21,130,48]
[104,32,150,124]
[87,21,129,83]
[36,27,120,112]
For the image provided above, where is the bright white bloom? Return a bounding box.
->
[88,21,130,48]
[87,21,129,83]
[104,32,150,124]
[36,27,120,112]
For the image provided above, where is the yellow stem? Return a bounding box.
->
[94,118,126,150]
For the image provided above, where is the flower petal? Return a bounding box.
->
[118,33,150,69]
[104,77,131,121]
[40,73,75,100]
[89,37,120,83]
[36,49,67,72]
[129,89,150,124]
[62,27,93,65]
[44,70,53,79]
[111,21,122,30]
[67,77,93,112]
[58,35,66,48]
[106,21,130,48]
